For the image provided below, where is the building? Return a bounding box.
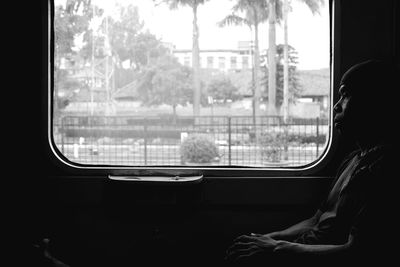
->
[292,68,330,118]
[297,68,330,111]
[173,41,254,72]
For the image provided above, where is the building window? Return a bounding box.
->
[242,56,249,69]
[207,56,214,69]
[184,56,191,66]
[218,56,226,70]
[230,56,237,69]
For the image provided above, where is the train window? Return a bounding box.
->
[52,0,331,169]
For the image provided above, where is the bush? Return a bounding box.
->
[298,134,326,144]
[287,134,326,144]
[260,132,288,162]
[180,134,219,164]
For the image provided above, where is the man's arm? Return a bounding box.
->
[266,210,323,241]
[225,224,352,262]
[273,234,354,256]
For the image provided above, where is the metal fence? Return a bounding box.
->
[53,115,329,167]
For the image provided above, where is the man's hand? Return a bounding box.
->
[225,233,278,262]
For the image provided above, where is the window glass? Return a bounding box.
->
[184,56,191,66]
[218,56,226,70]
[230,56,237,70]
[53,0,330,167]
[242,56,249,69]
[207,56,214,69]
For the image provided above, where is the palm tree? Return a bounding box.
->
[280,0,324,161]
[267,0,281,116]
[282,0,324,120]
[156,0,209,116]
[220,1,281,117]
[218,0,268,126]
[282,0,290,121]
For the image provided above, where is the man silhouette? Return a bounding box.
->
[225,60,399,266]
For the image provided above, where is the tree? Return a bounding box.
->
[54,0,95,114]
[218,0,268,125]
[55,0,93,55]
[67,2,104,62]
[136,56,193,116]
[155,0,209,116]
[112,32,172,102]
[107,4,144,66]
[266,0,283,116]
[261,44,302,107]
[282,0,324,120]
[80,2,172,112]
[206,77,241,104]
[101,4,169,70]
[130,32,170,69]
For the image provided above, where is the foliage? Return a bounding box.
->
[260,132,288,162]
[105,5,171,97]
[103,4,169,70]
[218,0,266,119]
[54,0,94,57]
[107,4,144,64]
[287,133,326,144]
[226,70,253,96]
[156,0,208,9]
[129,32,170,69]
[180,134,219,163]
[206,76,241,103]
[155,0,210,115]
[53,0,103,113]
[299,0,325,15]
[136,56,194,115]
[55,68,86,109]
[260,44,302,106]
[218,0,282,28]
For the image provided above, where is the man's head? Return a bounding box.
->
[334,60,398,142]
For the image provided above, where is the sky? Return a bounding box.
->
[56,0,330,70]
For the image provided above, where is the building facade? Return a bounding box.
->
[173,48,254,72]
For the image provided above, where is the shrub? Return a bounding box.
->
[287,134,326,144]
[180,134,219,164]
[260,132,288,162]
[299,134,326,144]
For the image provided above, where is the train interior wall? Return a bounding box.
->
[7,0,399,266]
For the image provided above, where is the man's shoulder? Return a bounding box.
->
[363,144,396,172]
[337,149,361,171]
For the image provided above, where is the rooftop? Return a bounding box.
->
[298,68,330,97]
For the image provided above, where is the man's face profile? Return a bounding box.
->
[333,83,355,135]
[333,69,369,137]
[333,59,396,139]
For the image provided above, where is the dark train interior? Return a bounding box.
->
[8,0,399,266]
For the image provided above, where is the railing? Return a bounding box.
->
[53,115,329,167]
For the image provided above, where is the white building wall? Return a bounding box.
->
[173,49,253,72]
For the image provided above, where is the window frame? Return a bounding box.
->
[47,0,339,178]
